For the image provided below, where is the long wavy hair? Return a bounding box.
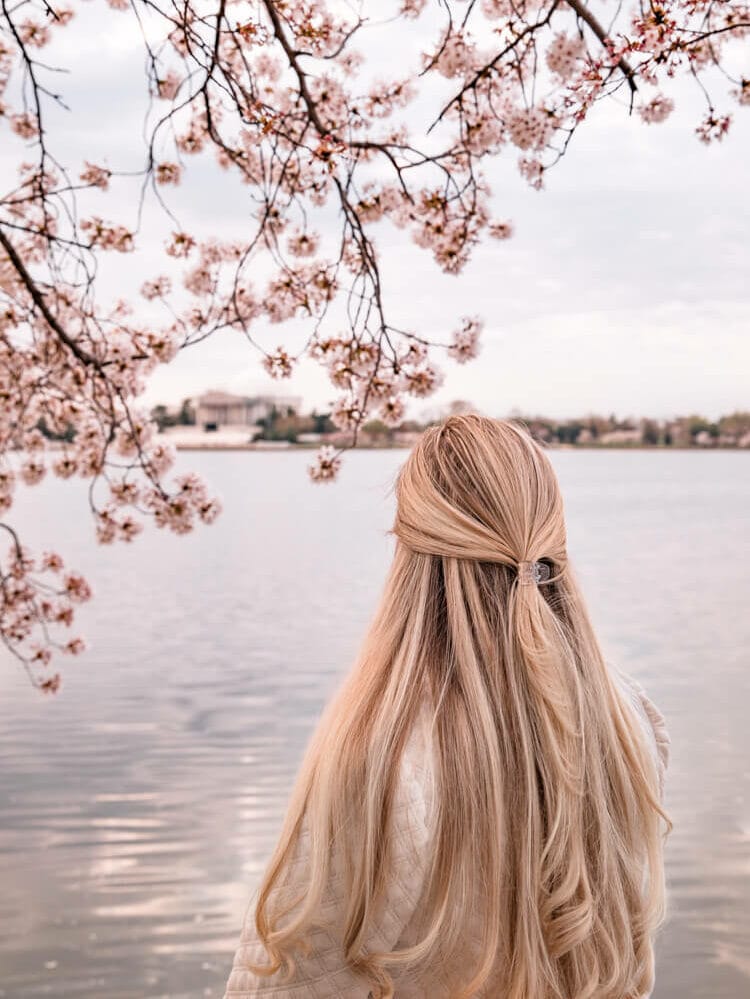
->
[249,414,670,998]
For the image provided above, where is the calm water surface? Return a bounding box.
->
[0,449,748,998]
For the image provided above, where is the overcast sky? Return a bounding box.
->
[2,6,748,421]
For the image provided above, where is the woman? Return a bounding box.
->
[225,415,671,999]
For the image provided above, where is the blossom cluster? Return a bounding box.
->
[0,541,90,693]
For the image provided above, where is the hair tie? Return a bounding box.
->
[517,560,552,586]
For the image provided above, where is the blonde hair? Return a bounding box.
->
[250,414,670,998]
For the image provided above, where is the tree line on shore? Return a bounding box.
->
[149,400,750,449]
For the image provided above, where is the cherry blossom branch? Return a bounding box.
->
[262,0,329,135]
[0,226,98,368]
[431,2,561,128]
[564,0,637,94]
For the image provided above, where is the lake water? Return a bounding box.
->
[0,449,748,998]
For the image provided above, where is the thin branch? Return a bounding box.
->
[0,226,98,368]
[565,0,637,94]
[262,0,329,135]
[430,3,560,130]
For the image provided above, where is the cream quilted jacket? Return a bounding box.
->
[224,671,670,999]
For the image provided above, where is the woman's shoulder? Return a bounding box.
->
[611,667,671,790]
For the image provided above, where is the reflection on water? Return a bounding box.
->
[0,449,748,998]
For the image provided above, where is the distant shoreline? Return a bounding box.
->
[171,441,749,453]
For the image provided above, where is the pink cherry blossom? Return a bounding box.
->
[695,112,732,144]
[20,460,45,486]
[64,573,92,603]
[52,455,78,479]
[41,552,64,572]
[287,230,319,257]
[155,162,181,185]
[507,106,558,153]
[489,221,514,240]
[81,217,134,252]
[380,396,406,428]
[400,0,428,17]
[639,95,675,124]
[309,445,342,483]
[141,276,172,300]
[519,157,545,190]
[330,397,364,432]
[546,33,586,81]
[448,317,483,365]
[165,231,196,258]
[18,20,51,47]
[156,70,181,100]
[80,162,111,189]
[263,347,294,379]
[10,113,38,139]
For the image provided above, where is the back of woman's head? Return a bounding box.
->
[253,414,670,999]
[394,413,566,571]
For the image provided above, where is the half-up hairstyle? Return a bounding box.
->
[248,414,670,998]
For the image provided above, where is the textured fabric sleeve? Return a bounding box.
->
[635,685,670,779]
[224,729,435,999]
[617,671,670,798]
